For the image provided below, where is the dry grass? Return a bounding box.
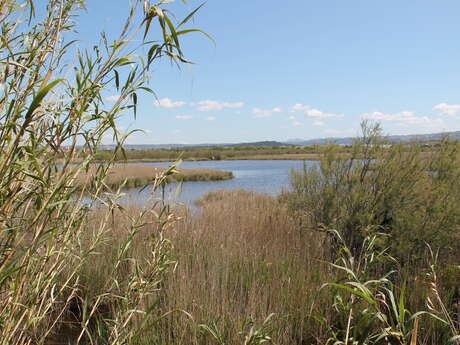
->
[155,190,332,345]
[58,190,332,344]
[75,164,234,190]
[45,189,459,344]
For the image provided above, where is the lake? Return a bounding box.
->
[118,160,319,207]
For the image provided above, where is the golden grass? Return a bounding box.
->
[155,190,332,345]
[56,190,331,344]
[75,164,234,190]
[48,189,458,344]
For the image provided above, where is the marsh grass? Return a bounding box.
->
[92,146,329,162]
[75,164,234,190]
[76,188,458,345]
[153,190,333,345]
[1,0,458,343]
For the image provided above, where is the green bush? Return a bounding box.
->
[287,121,460,265]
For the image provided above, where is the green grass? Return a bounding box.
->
[90,145,329,162]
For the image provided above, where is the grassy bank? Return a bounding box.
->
[91,145,331,162]
[83,143,440,163]
[75,164,234,190]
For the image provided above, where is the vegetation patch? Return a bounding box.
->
[75,165,234,190]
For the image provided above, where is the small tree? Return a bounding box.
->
[288,121,460,265]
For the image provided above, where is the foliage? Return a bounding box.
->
[322,231,460,345]
[287,121,460,264]
[91,144,325,162]
[0,0,204,343]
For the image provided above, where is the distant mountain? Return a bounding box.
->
[100,140,291,150]
[97,130,460,151]
[284,130,460,146]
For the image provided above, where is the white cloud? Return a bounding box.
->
[362,111,447,133]
[196,100,244,111]
[205,116,216,121]
[172,129,182,134]
[305,108,343,119]
[287,115,303,126]
[252,107,282,118]
[362,111,435,125]
[433,103,460,116]
[291,103,343,119]
[176,115,193,120]
[291,103,310,112]
[312,120,325,126]
[154,98,186,108]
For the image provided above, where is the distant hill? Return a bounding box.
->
[97,130,460,151]
[100,140,291,150]
[284,130,460,146]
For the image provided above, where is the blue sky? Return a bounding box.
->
[76,0,460,144]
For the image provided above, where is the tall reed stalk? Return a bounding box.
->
[0,1,205,343]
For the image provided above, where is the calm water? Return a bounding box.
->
[118,160,319,206]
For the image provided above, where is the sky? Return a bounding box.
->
[74,0,460,144]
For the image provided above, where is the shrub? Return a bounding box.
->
[287,121,460,265]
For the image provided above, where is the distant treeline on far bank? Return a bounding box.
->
[79,140,445,162]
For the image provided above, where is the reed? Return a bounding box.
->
[72,188,459,345]
[75,164,234,190]
[71,190,332,345]
[0,1,206,344]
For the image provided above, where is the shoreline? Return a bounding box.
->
[91,153,325,163]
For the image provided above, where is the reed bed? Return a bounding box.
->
[50,190,330,344]
[71,187,459,345]
[152,190,333,345]
[40,186,459,344]
[75,165,234,190]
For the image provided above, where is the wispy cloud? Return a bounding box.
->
[305,108,343,119]
[252,107,282,118]
[433,103,460,116]
[287,115,303,126]
[205,116,216,121]
[176,115,193,120]
[196,100,244,111]
[362,111,436,125]
[291,103,343,119]
[172,129,182,134]
[154,98,186,108]
[291,103,310,112]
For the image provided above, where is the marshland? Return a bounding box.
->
[1,1,460,345]
[75,164,234,190]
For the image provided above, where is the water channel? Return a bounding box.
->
[116,160,319,207]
